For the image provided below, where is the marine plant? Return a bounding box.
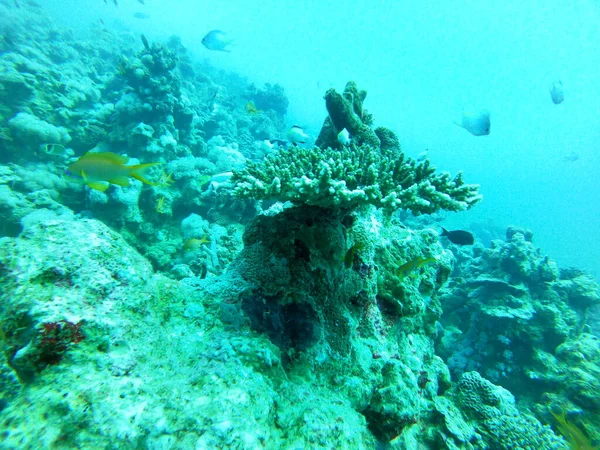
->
[232,82,481,214]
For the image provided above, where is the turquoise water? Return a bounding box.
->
[0,1,599,449]
[44,0,600,279]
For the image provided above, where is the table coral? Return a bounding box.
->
[233,82,481,214]
[233,141,480,214]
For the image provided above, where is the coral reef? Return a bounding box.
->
[0,3,598,449]
[246,82,289,116]
[437,226,600,444]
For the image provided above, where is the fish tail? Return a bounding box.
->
[129,162,163,186]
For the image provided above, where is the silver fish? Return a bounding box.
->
[287,125,309,144]
[202,30,233,52]
[337,128,351,146]
[454,110,490,136]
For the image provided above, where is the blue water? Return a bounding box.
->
[42,0,600,280]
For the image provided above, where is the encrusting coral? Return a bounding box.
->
[233,81,481,214]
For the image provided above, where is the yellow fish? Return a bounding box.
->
[245,101,259,116]
[397,256,436,279]
[157,170,174,187]
[183,236,210,252]
[66,151,161,192]
[344,242,364,269]
[155,196,167,214]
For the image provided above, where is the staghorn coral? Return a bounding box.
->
[232,142,481,214]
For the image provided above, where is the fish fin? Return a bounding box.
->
[108,176,130,187]
[441,227,448,236]
[87,181,110,192]
[129,162,163,185]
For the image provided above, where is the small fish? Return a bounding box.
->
[199,263,208,279]
[157,170,174,186]
[397,257,437,279]
[141,34,150,51]
[269,139,288,147]
[344,242,364,269]
[440,227,474,245]
[287,125,309,144]
[210,171,233,185]
[66,151,161,192]
[13,0,20,8]
[454,110,490,136]
[155,196,167,214]
[337,128,351,146]
[563,151,579,163]
[183,236,210,252]
[549,80,564,105]
[198,171,233,190]
[417,150,428,162]
[245,101,259,116]
[40,143,68,157]
[113,0,117,6]
[201,30,233,52]
[137,0,145,4]
[134,12,150,19]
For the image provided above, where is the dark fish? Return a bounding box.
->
[141,34,150,51]
[440,228,474,245]
[138,0,145,4]
[113,0,118,6]
[269,139,287,147]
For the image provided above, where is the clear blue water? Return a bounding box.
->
[43,0,600,280]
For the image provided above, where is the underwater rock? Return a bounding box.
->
[8,112,71,146]
[453,372,566,449]
[554,272,600,309]
[438,226,600,444]
[316,81,380,149]
[247,82,289,116]
[0,69,34,105]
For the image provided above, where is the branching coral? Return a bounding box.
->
[233,81,481,214]
[232,139,480,214]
